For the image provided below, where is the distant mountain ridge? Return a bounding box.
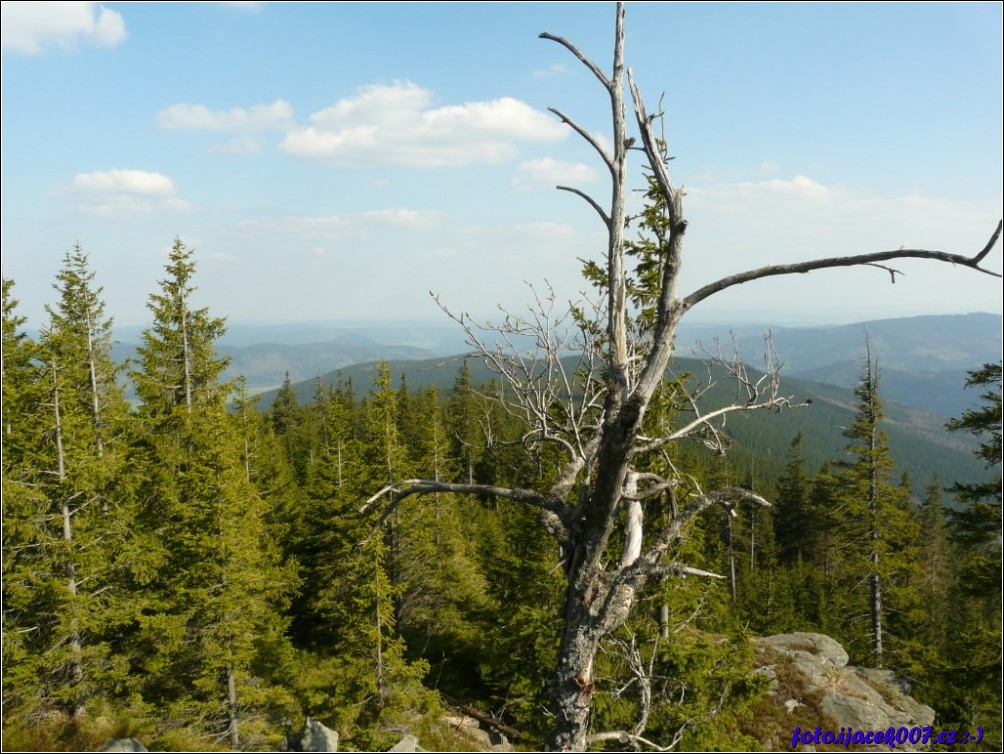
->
[676,313,1000,373]
[674,312,1001,418]
[107,312,1000,411]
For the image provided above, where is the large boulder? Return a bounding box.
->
[298,717,339,752]
[751,633,935,751]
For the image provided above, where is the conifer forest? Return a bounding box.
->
[2,4,1001,752]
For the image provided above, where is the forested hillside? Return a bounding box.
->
[261,355,992,505]
[3,242,1000,751]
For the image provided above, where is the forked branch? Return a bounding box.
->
[682,220,1003,312]
[361,478,571,545]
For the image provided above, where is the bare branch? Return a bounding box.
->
[620,471,677,501]
[439,693,523,741]
[548,107,615,175]
[628,70,679,213]
[654,562,726,580]
[361,478,571,546]
[556,185,611,228]
[362,479,554,514]
[865,262,903,284]
[539,32,611,89]
[587,730,680,751]
[682,221,1003,312]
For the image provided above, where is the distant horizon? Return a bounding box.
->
[81,309,1003,344]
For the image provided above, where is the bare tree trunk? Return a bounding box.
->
[52,359,85,720]
[548,620,601,751]
[870,558,883,665]
[727,515,737,604]
[227,665,240,748]
[181,305,192,414]
[863,346,884,667]
[375,545,386,707]
[83,306,104,458]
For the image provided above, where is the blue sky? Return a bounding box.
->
[2,2,1001,332]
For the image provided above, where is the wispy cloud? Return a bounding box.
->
[1,2,125,55]
[232,208,442,242]
[155,99,294,133]
[215,1,266,10]
[58,168,193,215]
[212,137,264,155]
[456,221,578,248]
[280,81,566,167]
[685,174,1001,275]
[512,158,600,191]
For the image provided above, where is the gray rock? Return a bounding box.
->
[388,733,425,752]
[752,633,935,751]
[784,699,803,713]
[99,740,148,753]
[455,725,512,751]
[300,717,339,752]
[757,632,849,669]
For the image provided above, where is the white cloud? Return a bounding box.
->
[1,2,125,54]
[213,137,264,155]
[74,168,174,194]
[155,99,294,133]
[532,63,571,79]
[61,168,193,215]
[754,174,829,198]
[215,1,266,9]
[280,81,566,167]
[513,158,600,191]
[232,208,442,242]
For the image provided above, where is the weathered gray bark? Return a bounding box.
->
[363,3,1000,750]
[83,303,105,458]
[181,305,193,414]
[51,358,85,720]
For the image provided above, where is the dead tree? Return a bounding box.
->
[364,4,1001,750]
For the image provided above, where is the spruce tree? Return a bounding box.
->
[1,277,50,723]
[393,385,492,695]
[937,364,1002,749]
[290,364,435,747]
[945,361,1002,591]
[3,251,135,724]
[827,345,920,667]
[774,433,812,565]
[130,238,297,748]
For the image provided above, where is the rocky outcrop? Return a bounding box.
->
[752,632,935,751]
[98,740,148,752]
